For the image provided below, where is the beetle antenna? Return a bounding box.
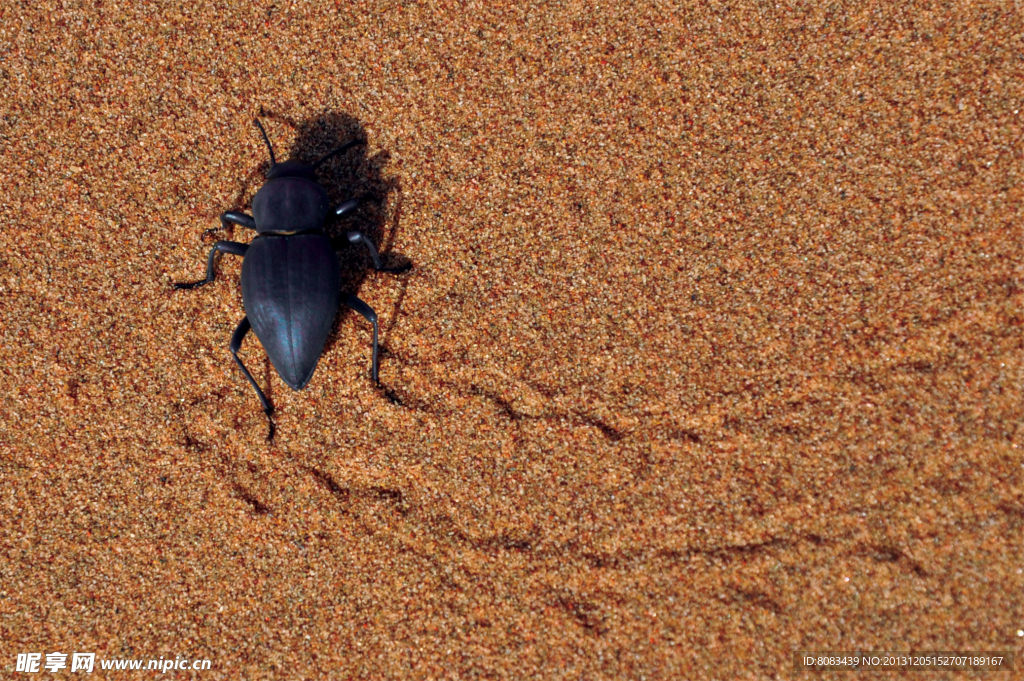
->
[312,139,365,171]
[254,118,276,166]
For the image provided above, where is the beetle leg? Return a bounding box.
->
[346,231,382,270]
[343,294,379,384]
[230,317,274,417]
[334,197,361,218]
[174,241,248,289]
[204,212,256,239]
[222,211,257,230]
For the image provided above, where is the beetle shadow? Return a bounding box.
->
[256,110,411,377]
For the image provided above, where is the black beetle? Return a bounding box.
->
[175,118,388,429]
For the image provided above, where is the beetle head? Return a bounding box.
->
[267,160,317,181]
[253,117,364,184]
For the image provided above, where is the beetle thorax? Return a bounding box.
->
[252,176,330,234]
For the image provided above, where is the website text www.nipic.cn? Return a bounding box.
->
[15,652,212,674]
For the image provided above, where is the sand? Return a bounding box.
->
[0,1,1021,678]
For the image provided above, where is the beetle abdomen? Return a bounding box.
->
[241,235,341,390]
